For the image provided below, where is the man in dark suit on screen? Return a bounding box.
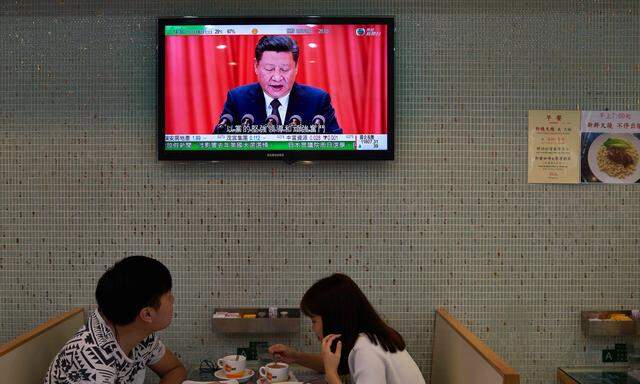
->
[214,35,342,134]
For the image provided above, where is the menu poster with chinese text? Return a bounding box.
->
[528,110,581,183]
[580,111,640,183]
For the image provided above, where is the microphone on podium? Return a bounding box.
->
[265,114,280,126]
[311,115,326,133]
[287,115,302,126]
[214,114,234,133]
[240,114,254,126]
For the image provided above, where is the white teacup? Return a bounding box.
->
[259,362,289,383]
[217,355,247,379]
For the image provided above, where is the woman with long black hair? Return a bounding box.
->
[269,273,425,384]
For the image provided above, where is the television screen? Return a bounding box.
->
[158,17,394,161]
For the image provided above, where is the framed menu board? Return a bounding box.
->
[528,110,581,183]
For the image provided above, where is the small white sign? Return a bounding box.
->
[581,111,640,133]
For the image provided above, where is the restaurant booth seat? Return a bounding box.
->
[0,307,85,384]
[431,308,520,384]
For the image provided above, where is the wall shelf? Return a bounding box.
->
[212,307,301,334]
[581,311,637,336]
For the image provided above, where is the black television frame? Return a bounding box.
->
[157,16,395,162]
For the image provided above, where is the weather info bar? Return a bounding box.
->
[165,25,317,36]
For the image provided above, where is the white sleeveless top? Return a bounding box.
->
[348,334,426,384]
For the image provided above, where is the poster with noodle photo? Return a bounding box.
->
[580,111,640,184]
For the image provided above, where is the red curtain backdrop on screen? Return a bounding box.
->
[164,25,388,134]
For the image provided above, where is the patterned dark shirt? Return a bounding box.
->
[43,310,166,384]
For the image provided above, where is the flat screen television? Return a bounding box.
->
[158,16,394,162]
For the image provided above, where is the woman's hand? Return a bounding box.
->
[268,344,298,364]
[321,334,342,384]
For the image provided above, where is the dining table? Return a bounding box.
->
[558,366,640,384]
[187,359,329,384]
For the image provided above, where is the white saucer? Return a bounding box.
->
[214,368,255,383]
[256,372,301,384]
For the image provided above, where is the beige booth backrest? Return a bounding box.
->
[431,308,519,384]
[0,308,85,384]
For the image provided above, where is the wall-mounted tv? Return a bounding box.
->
[158,17,394,162]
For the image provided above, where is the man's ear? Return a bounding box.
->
[139,307,154,323]
[254,59,259,75]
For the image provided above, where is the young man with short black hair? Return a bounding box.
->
[44,255,187,384]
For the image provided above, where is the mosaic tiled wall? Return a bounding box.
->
[1,2,639,383]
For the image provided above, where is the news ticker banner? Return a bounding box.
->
[165,134,387,151]
[528,111,640,184]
